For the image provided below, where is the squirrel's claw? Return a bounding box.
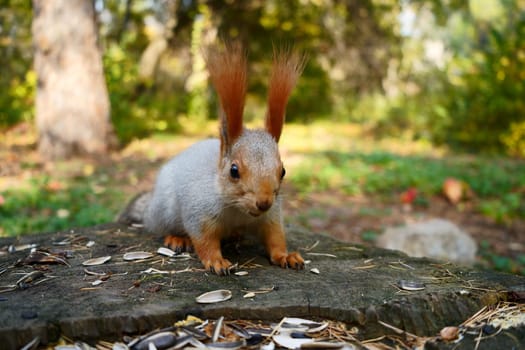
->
[286,251,305,270]
[164,235,193,253]
[272,251,305,270]
[204,258,234,276]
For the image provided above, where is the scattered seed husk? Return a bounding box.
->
[123,251,154,261]
[305,322,329,334]
[226,323,252,339]
[54,345,84,350]
[52,238,72,246]
[281,318,319,330]
[112,342,129,350]
[310,268,320,274]
[91,279,104,286]
[212,316,224,342]
[86,241,95,248]
[234,271,248,276]
[16,271,45,287]
[195,289,232,304]
[261,341,275,350]
[245,328,272,336]
[300,341,346,349]
[243,292,256,299]
[398,280,425,291]
[180,326,208,340]
[273,334,313,349]
[206,340,246,350]
[82,256,111,266]
[131,331,177,350]
[156,247,175,257]
[18,250,70,266]
[291,332,311,339]
[165,334,191,350]
[8,243,37,253]
[52,235,88,246]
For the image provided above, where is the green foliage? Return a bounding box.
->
[479,240,525,275]
[290,151,525,218]
[104,44,185,143]
[423,0,525,154]
[361,230,379,242]
[501,121,525,158]
[0,1,34,128]
[0,177,123,237]
[479,193,524,223]
[286,60,333,122]
[0,70,35,127]
[0,0,523,156]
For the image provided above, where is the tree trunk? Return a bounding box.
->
[32,0,116,160]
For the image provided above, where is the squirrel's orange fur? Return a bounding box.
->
[266,49,306,142]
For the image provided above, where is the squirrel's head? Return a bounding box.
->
[218,130,284,217]
[206,43,304,217]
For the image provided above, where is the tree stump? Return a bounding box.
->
[0,224,523,349]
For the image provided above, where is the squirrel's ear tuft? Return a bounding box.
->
[265,47,306,143]
[206,43,247,155]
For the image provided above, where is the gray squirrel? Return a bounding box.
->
[118,44,305,275]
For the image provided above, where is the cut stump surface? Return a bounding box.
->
[0,224,523,349]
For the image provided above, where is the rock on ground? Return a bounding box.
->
[377,218,477,264]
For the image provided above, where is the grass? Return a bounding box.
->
[0,175,124,236]
[290,151,525,220]
[1,121,524,274]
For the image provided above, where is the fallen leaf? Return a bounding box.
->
[440,326,459,341]
[443,178,463,204]
[400,187,418,204]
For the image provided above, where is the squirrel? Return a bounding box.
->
[118,44,305,275]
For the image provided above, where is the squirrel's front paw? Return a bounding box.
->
[271,251,305,270]
[164,235,193,254]
[202,258,235,276]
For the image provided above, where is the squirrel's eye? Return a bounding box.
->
[230,164,240,179]
[281,167,286,179]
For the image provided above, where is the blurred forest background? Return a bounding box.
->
[2,0,525,153]
[1,0,525,274]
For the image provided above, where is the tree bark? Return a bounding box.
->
[32,0,116,160]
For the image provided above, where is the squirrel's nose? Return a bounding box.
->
[256,199,272,212]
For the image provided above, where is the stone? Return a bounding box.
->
[376,218,477,264]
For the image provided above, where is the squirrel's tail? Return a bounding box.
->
[116,192,152,225]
